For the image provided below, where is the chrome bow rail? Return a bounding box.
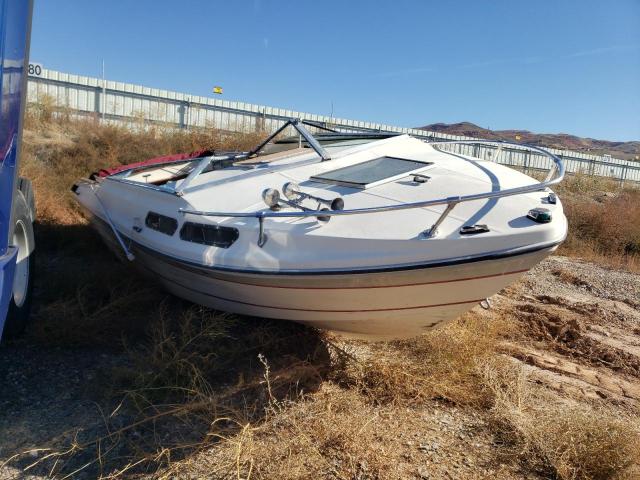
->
[178,137,565,248]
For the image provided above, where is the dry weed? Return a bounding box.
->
[559,185,640,271]
[334,310,513,406]
[157,384,402,480]
[12,305,329,478]
[482,359,640,480]
[555,171,622,196]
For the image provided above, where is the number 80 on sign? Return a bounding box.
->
[28,63,43,76]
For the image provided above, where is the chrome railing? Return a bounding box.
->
[178,138,565,247]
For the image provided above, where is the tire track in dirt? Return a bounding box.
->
[496,256,640,409]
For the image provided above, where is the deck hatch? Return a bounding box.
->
[145,212,178,236]
[180,222,239,248]
[310,156,433,189]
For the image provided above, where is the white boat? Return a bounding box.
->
[73,120,567,340]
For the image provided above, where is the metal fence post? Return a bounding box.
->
[93,86,101,117]
[557,153,563,174]
[178,102,187,129]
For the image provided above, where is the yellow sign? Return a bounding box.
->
[213,86,223,94]
[515,135,522,141]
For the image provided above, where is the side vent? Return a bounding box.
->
[180,222,239,248]
[145,212,178,236]
[460,224,490,235]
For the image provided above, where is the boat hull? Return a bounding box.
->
[89,215,555,340]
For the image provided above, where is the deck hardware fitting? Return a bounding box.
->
[527,207,552,223]
[262,187,332,222]
[422,197,460,238]
[257,215,267,247]
[282,182,344,211]
[412,174,430,184]
[459,224,490,235]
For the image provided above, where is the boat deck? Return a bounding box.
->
[88,135,566,272]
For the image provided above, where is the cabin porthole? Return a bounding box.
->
[179,222,239,248]
[145,212,178,236]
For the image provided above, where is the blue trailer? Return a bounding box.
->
[0,0,36,340]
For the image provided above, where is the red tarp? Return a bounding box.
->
[95,149,214,177]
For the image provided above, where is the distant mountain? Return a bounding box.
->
[418,122,640,162]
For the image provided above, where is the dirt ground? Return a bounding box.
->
[1,254,639,479]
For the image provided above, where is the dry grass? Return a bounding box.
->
[555,173,640,271]
[13,304,329,478]
[554,171,622,196]
[12,304,510,478]
[158,385,402,480]
[483,360,640,480]
[561,190,640,270]
[160,317,640,480]
[151,312,511,480]
[334,311,512,407]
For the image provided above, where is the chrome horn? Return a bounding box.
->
[262,188,282,209]
[262,188,331,222]
[282,182,344,211]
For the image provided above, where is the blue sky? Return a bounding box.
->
[30,0,640,141]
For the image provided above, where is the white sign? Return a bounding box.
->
[27,63,43,76]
